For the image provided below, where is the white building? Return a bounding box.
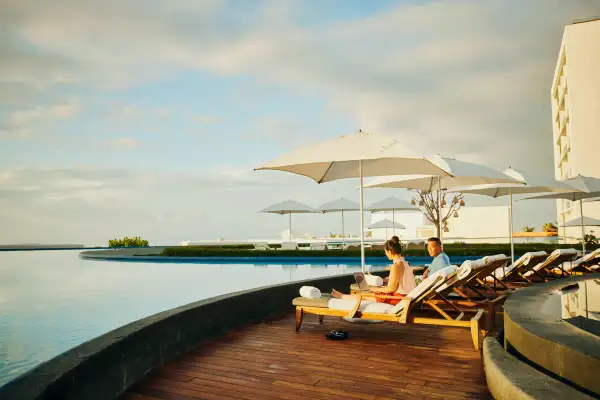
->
[369,206,509,243]
[552,18,600,241]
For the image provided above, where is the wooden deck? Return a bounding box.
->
[121,312,492,400]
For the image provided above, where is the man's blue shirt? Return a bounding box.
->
[427,252,451,275]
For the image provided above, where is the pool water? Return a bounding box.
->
[0,250,403,387]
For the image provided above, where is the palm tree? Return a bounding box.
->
[522,226,535,233]
[542,222,558,233]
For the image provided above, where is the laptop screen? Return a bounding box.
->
[353,272,370,291]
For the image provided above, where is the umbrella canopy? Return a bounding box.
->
[260,199,315,242]
[254,130,451,183]
[260,199,316,214]
[368,218,407,229]
[316,197,360,212]
[367,197,419,212]
[519,175,600,253]
[316,197,360,242]
[367,197,419,237]
[449,168,580,264]
[520,175,600,201]
[454,168,578,197]
[254,130,453,271]
[559,216,600,228]
[364,156,522,191]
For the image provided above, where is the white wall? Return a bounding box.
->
[368,206,509,243]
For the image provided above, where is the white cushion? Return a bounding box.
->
[327,298,393,314]
[388,265,457,314]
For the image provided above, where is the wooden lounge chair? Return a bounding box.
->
[292,269,486,350]
[560,248,600,274]
[521,248,578,283]
[484,251,548,288]
[424,255,509,331]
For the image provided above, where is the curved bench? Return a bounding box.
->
[503,274,600,397]
[0,272,384,400]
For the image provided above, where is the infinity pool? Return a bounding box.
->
[0,250,403,387]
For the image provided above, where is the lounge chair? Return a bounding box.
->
[292,267,486,350]
[253,242,274,251]
[484,251,548,288]
[281,242,298,251]
[561,248,600,274]
[521,248,578,282]
[424,255,509,331]
[310,242,327,251]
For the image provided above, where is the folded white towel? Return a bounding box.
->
[299,286,321,299]
[364,274,383,286]
[328,298,393,314]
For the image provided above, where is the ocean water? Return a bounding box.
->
[0,250,396,387]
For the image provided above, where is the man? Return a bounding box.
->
[422,237,450,279]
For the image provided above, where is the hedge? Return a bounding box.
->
[160,242,594,258]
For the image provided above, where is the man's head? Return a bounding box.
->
[427,237,442,257]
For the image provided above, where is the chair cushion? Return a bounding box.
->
[292,297,330,307]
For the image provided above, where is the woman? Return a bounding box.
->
[332,237,416,305]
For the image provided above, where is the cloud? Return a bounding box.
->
[194,115,222,124]
[3,0,596,172]
[0,165,319,245]
[0,99,80,139]
[104,137,140,149]
[113,105,171,119]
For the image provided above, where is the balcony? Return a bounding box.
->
[559,113,569,133]
[561,135,571,155]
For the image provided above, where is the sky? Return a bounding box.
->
[1,0,600,245]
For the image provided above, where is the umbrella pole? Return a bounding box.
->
[359,160,365,272]
[289,213,292,242]
[580,199,586,253]
[392,209,395,237]
[341,210,345,245]
[438,176,443,243]
[509,189,514,269]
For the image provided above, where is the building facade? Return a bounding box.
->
[369,206,510,243]
[552,18,600,242]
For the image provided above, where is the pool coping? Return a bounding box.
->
[503,274,600,396]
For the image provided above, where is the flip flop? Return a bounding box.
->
[325,330,349,340]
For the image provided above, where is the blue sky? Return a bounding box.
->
[1,0,599,245]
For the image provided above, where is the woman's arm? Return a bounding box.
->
[370,262,402,293]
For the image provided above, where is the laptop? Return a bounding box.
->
[353,272,371,292]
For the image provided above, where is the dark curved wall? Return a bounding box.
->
[0,272,384,400]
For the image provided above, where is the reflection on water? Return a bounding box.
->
[0,250,394,386]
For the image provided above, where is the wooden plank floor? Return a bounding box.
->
[121,312,492,400]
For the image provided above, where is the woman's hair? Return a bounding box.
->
[384,237,403,255]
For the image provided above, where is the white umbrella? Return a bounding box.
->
[364,156,523,241]
[367,197,419,236]
[559,216,600,227]
[316,197,360,243]
[254,130,453,271]
[368,218,406,239]
[260,199,316,242]
[520,175,600,253]
[449,168,579,264]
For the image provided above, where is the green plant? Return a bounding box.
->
[108,236,149,248]
[583,230,599,246]
[522,226,535,232]
[542,222,558,233]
